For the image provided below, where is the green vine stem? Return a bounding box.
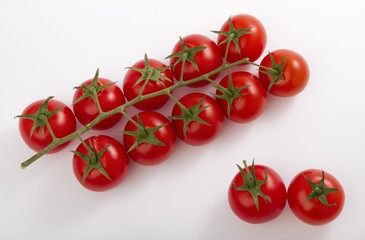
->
[20,57,251,169]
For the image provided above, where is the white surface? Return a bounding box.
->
[1,0,364,239]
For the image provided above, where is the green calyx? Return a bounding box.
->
[259,52,286,91]
[166,36,207,73]
[73,68,116,107]
[211,72,249,118]
[127,53,172,89]
[170,97,211,140]
[212,16,253,55]
[16,96,63,138]
[121,114,167,153]
[302,170,339,206]
[233,160,271,211]
[71,136,111,183]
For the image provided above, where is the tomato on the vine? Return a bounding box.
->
[215,14,267,63]
[123,55,174,110]
[170,92,223,146]
[215,71,267,123]
[287,169,345,225]
[123,111,176,166]
[73,71,125,130]
[259,49,310,97]
[168,34,223,87]
[228,160,287,224]
[18,97,76,153]
[72,135,129,192]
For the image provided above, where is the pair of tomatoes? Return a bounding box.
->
[228,161,345,225]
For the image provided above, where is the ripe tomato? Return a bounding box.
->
[216,14,267,63]
[215,71,267,123]
[123,57,174,110]
[171,93,223,146]
[228,161,287,224]
[287,169,345,225]
[18,97,76,153]
[259,49,310,97]
[123,111,176,166]
[72,135,130,192]
[73,77,125,130]
[169,34,223,87]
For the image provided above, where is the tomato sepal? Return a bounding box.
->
[16,96,63,138]
[211,71,249,118]
[233,160,271,211]
[121,114,167,152]
[169,96,211,139]
[71,135,112,183]
[166,37,207,73]
[259,52,286,91]
[302,170,339,206]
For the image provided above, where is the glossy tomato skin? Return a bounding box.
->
[123,111,176,166]
[228,164,287,224]
[169,34,223,87]
[73,78,125,130]
[216,71,267,123]
[73,135,129,192]
[171,93,224,146]
[217,14,267,63]
[123,59,174,110]
[287,169,345,225]
[19,99,76,153]
[259,49,310,97]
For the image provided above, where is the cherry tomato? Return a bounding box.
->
[228,161,287,224]
[171,93,224,146]
[169,34,223,87]
[259,49,310,97]
[215,71,267,123]
[73,135,130,192]
[123,111,176,166]
[18,98,76,153]
[73,78,125,130]
[287,169,345,225]
[216,14,267,63]
[123,57,174,110]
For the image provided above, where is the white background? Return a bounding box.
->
[1,0,364,239]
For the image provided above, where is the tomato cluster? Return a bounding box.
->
[17,14,343,225]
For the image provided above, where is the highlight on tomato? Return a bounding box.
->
[72,135,130,192]
[259,49,310,97]
[287,169,345,225]
[170,92,224,146]
[73,69,126,130]
[167,34,223,87]
[214,14,267,63]
[123,54,174,110]
[228,160,287,224]
[17,96,77,153]
[122,111,176,166]
[214,71,267,123]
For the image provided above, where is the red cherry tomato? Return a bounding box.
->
[215,71,267,123]
[123,58,174,110]
[228,161,287,224]
[259,49,310,97]
[287,169,345,225]
[217,14,267,63]
[171,93,224,146]
[73,78,125,130]
[73,135,130,192]
[169,34,223,87]
[123,111,176,166]
[18,98,76,153]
